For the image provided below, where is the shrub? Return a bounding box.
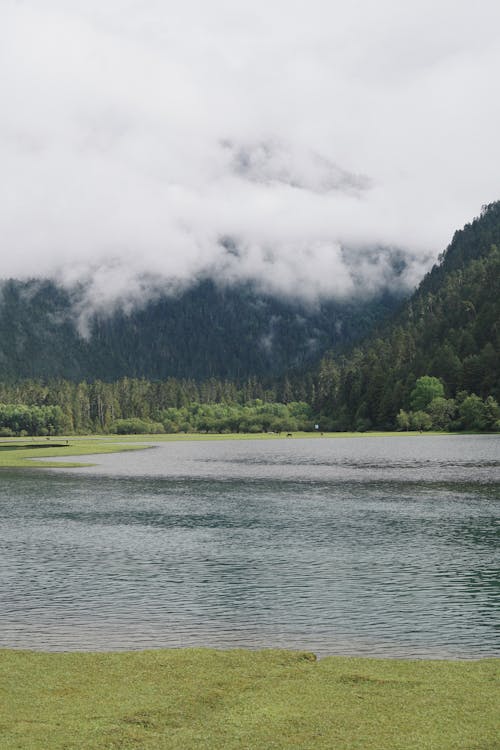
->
[111,419,165,435]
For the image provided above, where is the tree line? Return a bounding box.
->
[0,372,497,436]
[0,403,66,437]
[0,377,315,435]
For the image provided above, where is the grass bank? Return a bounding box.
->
[0,648,498,749]
[103,430,451,442]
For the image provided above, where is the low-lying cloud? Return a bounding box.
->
[1,0,500,312]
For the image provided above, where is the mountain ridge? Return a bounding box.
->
[314,202,500,429]
[0,275,403,382]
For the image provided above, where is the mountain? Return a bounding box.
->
[0,205,498,435]
[0,277,403,382]
[315,202,500,429]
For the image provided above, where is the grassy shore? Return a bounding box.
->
[0,436,148,468]
[0,648,498,749]
[110,430,450,442]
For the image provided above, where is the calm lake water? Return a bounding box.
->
[1,435,499,658]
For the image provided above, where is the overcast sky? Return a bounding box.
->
[2,0,499,309]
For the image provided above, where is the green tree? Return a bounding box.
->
[459,394,487,431]
[396,409,410,431]
[426,397,456,430]
[409,410,433,431]
[484,396,500,430]
[410,376,445,411]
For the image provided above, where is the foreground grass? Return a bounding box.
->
[0,649,498,750]
[0,437,148,468]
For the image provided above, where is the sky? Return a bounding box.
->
[1,0,500,311]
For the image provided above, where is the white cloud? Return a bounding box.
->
[1,0,499,308]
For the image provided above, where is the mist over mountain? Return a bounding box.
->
[2,2,499,399]
[0,272,404,382]
[2,1,500,315]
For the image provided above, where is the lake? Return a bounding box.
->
[1,434,499,658]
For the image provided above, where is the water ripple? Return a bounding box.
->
[1,435,499,657]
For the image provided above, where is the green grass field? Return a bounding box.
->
[0,437,149,468]
[0,648,498,749]
[109,430,448,442]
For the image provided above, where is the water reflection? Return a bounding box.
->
[0,435,499,657]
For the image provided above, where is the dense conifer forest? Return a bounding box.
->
[0,203,498,435]
[314,202,500,431]
[0,277,400,381]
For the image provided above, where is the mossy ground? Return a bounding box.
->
[0,649,498,749]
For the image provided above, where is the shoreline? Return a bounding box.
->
[0,430,477,469]
[2,428,497,470]
[1,643,498,661]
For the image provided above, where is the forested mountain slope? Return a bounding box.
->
[315,203,500,429]
[0,277,400,382]
[0,205,498,435]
